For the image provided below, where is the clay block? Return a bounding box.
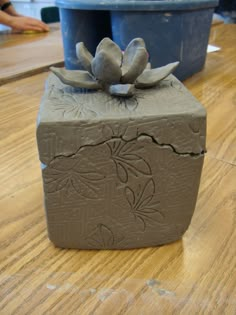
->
[37,74,206,249]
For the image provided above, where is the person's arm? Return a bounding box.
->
[0,9,12,26]
[0,0,21,17]
[0,1,49,32]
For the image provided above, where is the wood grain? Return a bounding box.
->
[184,24,236,165]
[0,24,236,314]
[0,24,64,85]
[211,16,224,26]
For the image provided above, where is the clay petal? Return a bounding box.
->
[92,50,122,84]
[109,84,135,97]
[123,38,146,66]
[76,42,93,74]
[121,45,149,84]
[95,37,122,66]
[135,61,180,88]
[50,67,101,89]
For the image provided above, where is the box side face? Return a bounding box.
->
[42,136,204,249]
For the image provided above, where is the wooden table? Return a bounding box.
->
[0,24,235,314]
[0,24,64,85]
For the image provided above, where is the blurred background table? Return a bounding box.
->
[0,24,235,314]
[0,23,63,85]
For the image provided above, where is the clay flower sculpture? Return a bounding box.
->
[51,38,179,97]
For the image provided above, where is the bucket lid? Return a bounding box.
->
[56,0,219,11]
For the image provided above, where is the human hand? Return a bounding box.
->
[9,16,49,32]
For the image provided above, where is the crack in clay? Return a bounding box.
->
[45,133,205,166]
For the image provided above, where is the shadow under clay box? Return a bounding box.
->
[37,73,206,249]
[57,0,218,80]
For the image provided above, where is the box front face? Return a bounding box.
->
[42,135,204,249]
[37,74,206,249]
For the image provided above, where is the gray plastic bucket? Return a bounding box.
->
[56,0,218,80]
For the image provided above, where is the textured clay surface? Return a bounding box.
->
[37,74,206,249]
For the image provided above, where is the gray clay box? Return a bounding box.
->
[37,74,206,249]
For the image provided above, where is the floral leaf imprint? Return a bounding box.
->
[125,179,164,231]
[48,85,98,119]
[88,224,114,248]
[104,89,145,111]
[102,124,128,139]
[105,94,139,111]
[107,139,151,183]
[43,156,105,199]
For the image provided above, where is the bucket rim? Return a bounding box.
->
[56,0,219,11]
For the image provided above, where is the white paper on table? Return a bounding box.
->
[207,44,221,53]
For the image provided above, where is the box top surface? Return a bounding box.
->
[37,74,206,164]
[39,73,205,123]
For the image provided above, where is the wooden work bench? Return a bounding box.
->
[0,23,63,85]
[0,24,235,314]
